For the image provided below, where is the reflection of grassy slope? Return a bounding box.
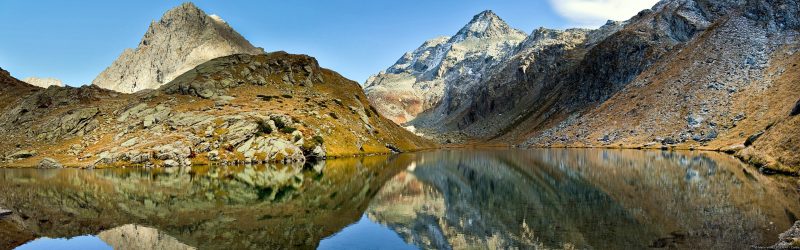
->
[368,149,800,249]
[0,155,414,250]
[369,150,648,249]
[506,149,800,248]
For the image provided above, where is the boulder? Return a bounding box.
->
[304,144,326,160]
[385,143,402,153]
[121,138,138,147]
[198,89,215,99]
[208,150,220,161]
[745,131,764,147]
[143,114,155,128]
[163,159,180,168]
[95,151,116,165]
[9,150,36,159]
[38,158,63,169]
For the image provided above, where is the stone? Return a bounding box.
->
[306,145,326,160]
[745,131,764,147]
[9,150,36,159]
[95,151,116,165]
[163,159,180,168]
[792,99,800,116]
[38,158,63,169]
[198,89,215,99]
[121,138,138,147]
[208,150,220,161]
[385,143,402,153]
[127,151,151,164]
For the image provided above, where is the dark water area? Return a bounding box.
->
[1,149,798,249]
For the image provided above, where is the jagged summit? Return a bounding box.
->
[92,2,263,93]
[450,10,524,42]
[364,10,526,124]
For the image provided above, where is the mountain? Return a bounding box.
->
[0,51,432,168]
[1,3,431,168]
[364,10,527,124]
[22,77,64,88]
[367,0,800,173]
[92,2,264,93]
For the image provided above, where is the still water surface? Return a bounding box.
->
[1,149,798,249]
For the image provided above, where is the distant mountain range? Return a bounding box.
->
[365,0,800,174]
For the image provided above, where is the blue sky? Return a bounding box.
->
[0,0,658,87]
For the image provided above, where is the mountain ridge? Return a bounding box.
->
[367,0,800,173]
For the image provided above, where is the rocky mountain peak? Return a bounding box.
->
[22,77,64,88]
[92,2,263,93]
[451,10,525,42]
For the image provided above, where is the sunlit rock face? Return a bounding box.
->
[22,77,64,88]
[92,2,263,93]
[364,10,526,124]
[367,149,800,249]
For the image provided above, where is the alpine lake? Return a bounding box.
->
[2,149,799,249]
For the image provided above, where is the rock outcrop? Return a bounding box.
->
[92,2,263,93]
[22,77,64,88]
[364,10,526,124]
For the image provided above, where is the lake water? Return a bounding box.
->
[1,149,798,249]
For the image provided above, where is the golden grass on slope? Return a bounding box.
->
[0,52,434,168]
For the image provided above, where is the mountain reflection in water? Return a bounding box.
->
[1,149,798,249]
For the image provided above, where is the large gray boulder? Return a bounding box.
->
[37,158,63,169]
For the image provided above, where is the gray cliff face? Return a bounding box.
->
[364,10,527,124]
[92,2,263,93]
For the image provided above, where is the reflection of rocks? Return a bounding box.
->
[98,224,195,250]
[368,149,800,249]
[0,215,36,250]
[0,155,414,250]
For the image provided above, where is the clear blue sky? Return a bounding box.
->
[0,1,652,87]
